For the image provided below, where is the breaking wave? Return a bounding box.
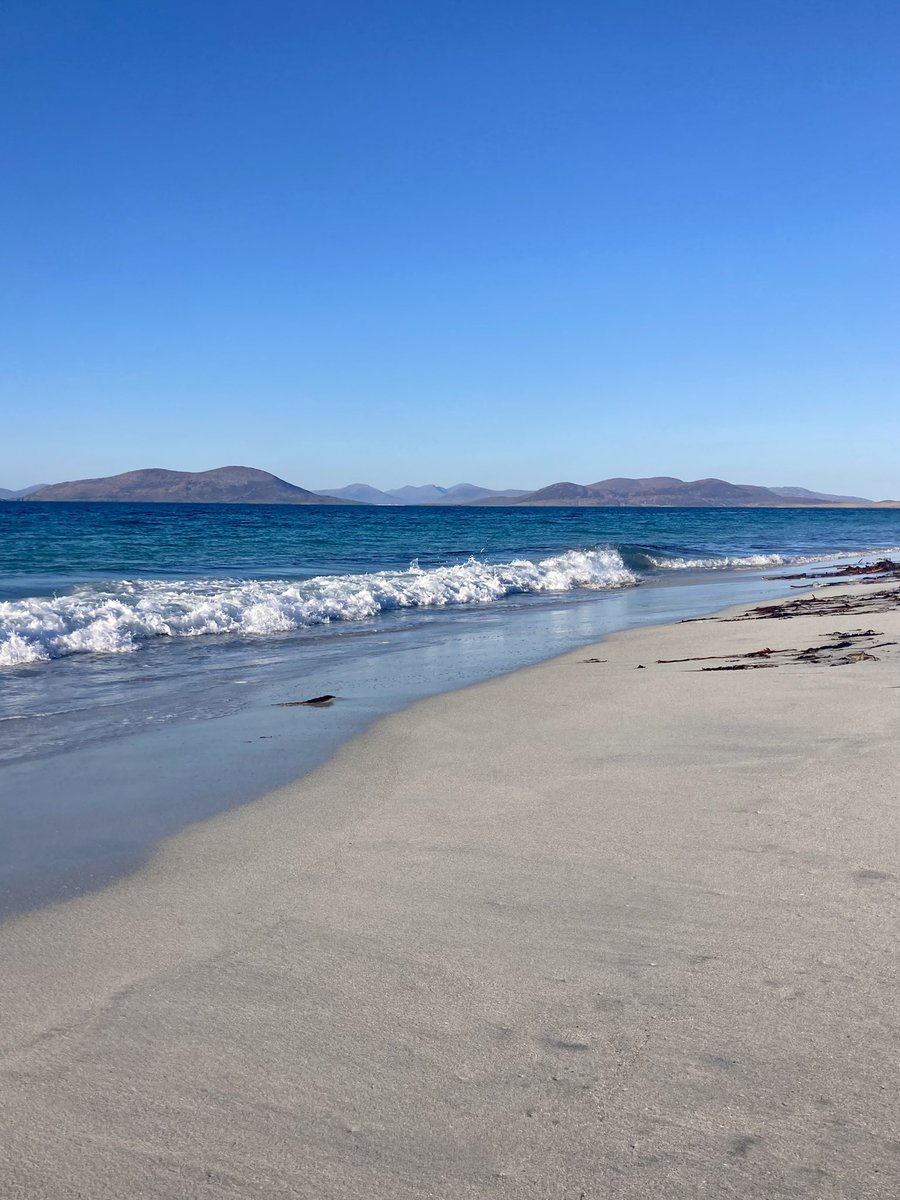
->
[646,552,806,570]
[645,549,900,571]
[0,549,637,667]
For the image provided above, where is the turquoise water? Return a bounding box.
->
[2,501,899,729]
[3,501,899,588]
[2,501,898,915]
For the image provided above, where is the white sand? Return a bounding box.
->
[1,585,898,1198]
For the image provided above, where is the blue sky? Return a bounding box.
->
[2,1,898,496]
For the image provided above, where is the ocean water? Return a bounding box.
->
[2,501,899,914]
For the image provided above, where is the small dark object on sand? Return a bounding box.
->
[279,694,336,708]
[658,647,784,664]
[700,663,778,671]
[582,657,607,664]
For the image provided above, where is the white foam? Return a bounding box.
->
[0,550,637,667]
[648,549,900,571]
[648,552,793,570]
[647,552,837,571]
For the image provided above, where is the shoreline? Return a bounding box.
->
[2,580,899,1197]
[2,562,851,920]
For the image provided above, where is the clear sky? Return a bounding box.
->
[2,1,898,496]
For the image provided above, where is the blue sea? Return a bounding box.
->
[2,501,899,915]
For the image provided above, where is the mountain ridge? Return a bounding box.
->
[14,468,897,507]
[769,486,872,504]
[318,483,403,504]
[318,483,529,504]
[0,484,46,500]
[25,467,357,505]
[466,477,895,508]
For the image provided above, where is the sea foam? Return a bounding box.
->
[647,552,797,570]
[0,549,637,667]
[646,549,895,571]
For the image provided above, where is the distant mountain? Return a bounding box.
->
[319,484,403,504]
[318,483,529,504]
[17,469,897,508]
[387,484,449,503]
[473,476,893,508]
[582,476,783,506]
[388,483,530,504]
[26,467,358,505]
[427,483,530,504]
[503,482,598,504]
[769,486,872,504]
[0,484,45,500]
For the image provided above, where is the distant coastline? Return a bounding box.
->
[8,465,899,507]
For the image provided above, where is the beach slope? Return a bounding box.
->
[1,584,898,1198]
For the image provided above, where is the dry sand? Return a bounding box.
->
[1,584,898,1199]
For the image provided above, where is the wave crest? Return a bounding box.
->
[645,552,830,571]
[0,549,637,667]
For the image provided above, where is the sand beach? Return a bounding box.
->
[1,579,898,1198]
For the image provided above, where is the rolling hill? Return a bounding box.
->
[0,484,46,500]
[18,469,896,508]
[472,477,893,507]
[318,484,403,504]
[26,467,357,505]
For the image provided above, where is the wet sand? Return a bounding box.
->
[1,582,898,1198]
